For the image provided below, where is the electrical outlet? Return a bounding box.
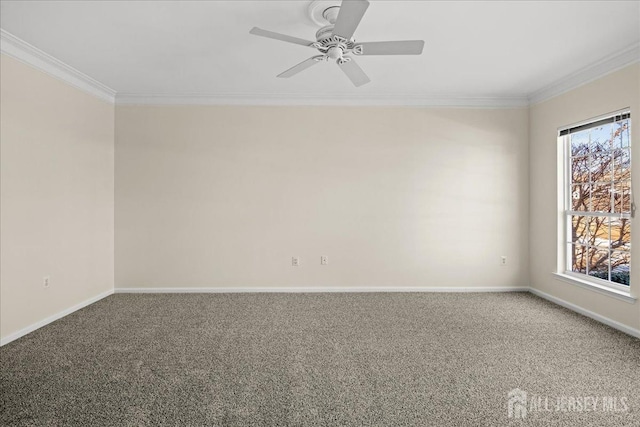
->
[501,256,507,266]
[321,256,328,265]
[292,256,300,267]
[43,276,50,288]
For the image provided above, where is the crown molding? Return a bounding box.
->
[0,29,116,103]
[528,42,640,105]
[1,29,638,108]
[115,93,530,108]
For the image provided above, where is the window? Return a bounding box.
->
[560,111,632,289]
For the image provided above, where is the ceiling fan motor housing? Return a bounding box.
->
[315,25,335,42]
[312,35,356,63]
[309,1,364,62]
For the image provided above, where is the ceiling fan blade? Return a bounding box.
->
[332,0,370,40]
[277,56,323,78]
[337,58,370,87]
[355,40,425,55]
[250,27,315,47]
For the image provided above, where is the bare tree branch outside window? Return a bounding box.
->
[568,119,631,285]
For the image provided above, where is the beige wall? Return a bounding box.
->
[0,54,115,340]
[529,64,640,330]
[115,105,529,289]
[5,42,634,341]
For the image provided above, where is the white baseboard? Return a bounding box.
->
[0,289,114,347]
[3,286,637,346]
[529,288,640,339]
[114,286,530,294]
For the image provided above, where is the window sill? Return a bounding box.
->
[552,273,637,304]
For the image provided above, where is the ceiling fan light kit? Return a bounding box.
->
[249,0,425,87]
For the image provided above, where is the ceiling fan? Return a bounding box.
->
[249,0,424,87]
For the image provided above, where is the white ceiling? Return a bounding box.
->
[1,0,639,100]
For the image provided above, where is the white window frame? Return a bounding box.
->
[557,109,633,297]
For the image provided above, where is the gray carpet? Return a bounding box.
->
[1,292,639,426]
